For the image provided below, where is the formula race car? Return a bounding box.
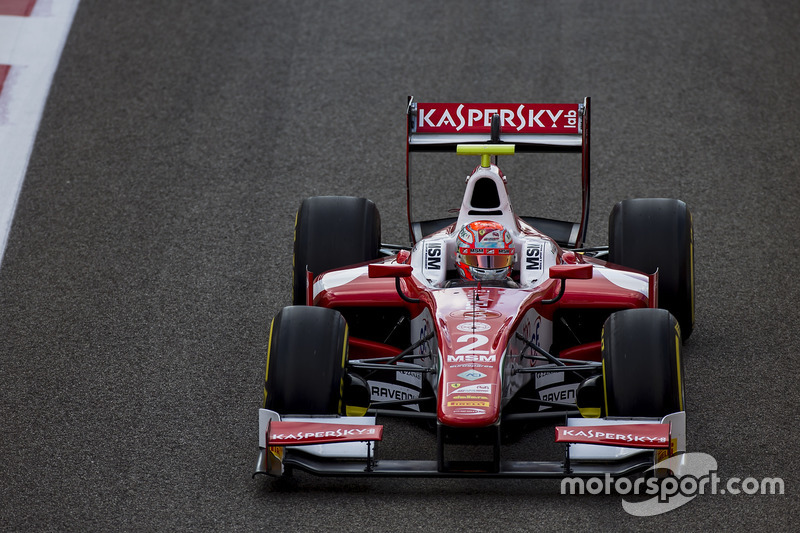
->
[254,97,694,479]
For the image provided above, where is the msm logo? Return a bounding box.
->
[525,243,543,271]
[425,242,443,270]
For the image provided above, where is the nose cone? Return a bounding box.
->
[430,285,533,429]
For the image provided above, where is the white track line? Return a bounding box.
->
[0,0,80,271]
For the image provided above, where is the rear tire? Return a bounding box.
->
[293,196,381,305]
[608,198,694,339]
[264,306,348,415]
[602,308,684,417]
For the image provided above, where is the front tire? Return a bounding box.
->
[264,306,348,415]
[608,198,695,339]
[292,196,381,305]
[602,308,684,417]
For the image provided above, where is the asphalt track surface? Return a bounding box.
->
[2,1,798,531]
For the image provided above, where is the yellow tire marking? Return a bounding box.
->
[601,326,609,416]
[264,316,276,407]
[292,210,299,295]
[578,406,601,418]
[338,323,348,415]
[675,321,684,411]
[689,213,695,327]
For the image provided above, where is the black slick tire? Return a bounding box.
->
[263,306,348,415]
[602,308,684,417]
[608,198,695,339]
[292,196,381,305]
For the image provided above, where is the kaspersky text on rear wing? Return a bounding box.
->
[416,102,581,134]
[407,97,589,152]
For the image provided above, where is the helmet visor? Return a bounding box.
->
[460,252,514,270]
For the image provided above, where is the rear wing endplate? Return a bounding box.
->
[405,97,591,247]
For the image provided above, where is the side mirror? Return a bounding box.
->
[368,263,419,304]
[543,264,593,304]
[549,263,593,280]
[368,263,413,279]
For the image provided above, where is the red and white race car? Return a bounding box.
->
[254,97,694,478]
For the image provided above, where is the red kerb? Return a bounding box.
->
[0,65,10,95]
[0,0,37,16]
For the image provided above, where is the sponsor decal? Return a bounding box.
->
[538,383,577,409]
[424,241,443,271]
[447,401,490,408]
[268,421,384,445]
[555,424,669,448]
[656,438,680,464]
[370,383,421,411]
[521,316,542,358]
[447,354,496,363]
[457,369,487,381]
[525,242,544,271]
[450,395,490,401]
[447,382,492,396]
[457,321,490,332]
[450,310,502,320]
[268,446,284,460]
[416,103,580,134]
[415,316,432,357]
[535,369,564,389]
[396,363,423,388]
[453,408,487,416]
[459,247,513,255]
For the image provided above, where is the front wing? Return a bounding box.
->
[253,410,687,479]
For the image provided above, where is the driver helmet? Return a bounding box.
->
[456,220,515,281]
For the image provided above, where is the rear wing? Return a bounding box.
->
[405,97,591,247]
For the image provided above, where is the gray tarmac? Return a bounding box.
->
[1,1,798,531]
